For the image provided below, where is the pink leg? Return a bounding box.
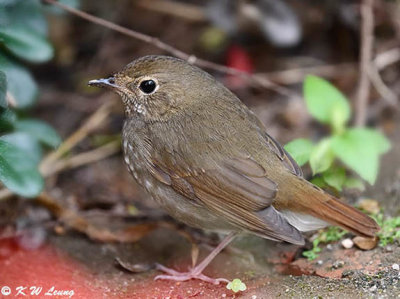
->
[154,232,237,285]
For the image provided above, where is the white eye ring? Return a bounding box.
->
[138,77,159,95]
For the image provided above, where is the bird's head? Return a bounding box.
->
[89,55,221,122]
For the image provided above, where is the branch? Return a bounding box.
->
[374,48,400,70]
[43,140,121,177]
[355,0,375,127]
[40,98,114,172]
[368,64,398,108]
[135,0,206,22]
[258,62,357,85]
[42,0,299,99]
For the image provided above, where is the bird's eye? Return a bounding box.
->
[139,79,157,94]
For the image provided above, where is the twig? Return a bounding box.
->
[355,0,375,127]
[369,47,400,108]
[258,62,357,85]
[43,140,121,177]
[374,48,400,70]
[368,65,398,107]
[42,0,299,99]
[135,0,206,22]
[40,98,114,173]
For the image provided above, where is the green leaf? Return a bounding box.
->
[331,102,347,135]
[0,0,47,36]
[0,53,38,108]
[322,167,346,191]
[343,177,365,191]
[364,129,391,154]
[302,249,318,260]
[0,108,16,131]
[331,128,391,184]
[284,138,314,166]
[302,239,321,260]
[1,132,43,165]
[320,226,347,242]
[0,0,19,6]
[310,176,327,188]
[44,0,80,15]
[0,71,6,108]
[0,139,43,197]
[15,119,61,148]
[0,25,53,63]
[309,138,334,174]
[226,279,247,293]
[304,75,351,127]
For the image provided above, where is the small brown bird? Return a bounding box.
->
[89,55,379,284]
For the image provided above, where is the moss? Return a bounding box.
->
[302,226,346,260]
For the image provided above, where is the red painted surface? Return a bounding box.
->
[0,238,106,298]
[0,239,237,298]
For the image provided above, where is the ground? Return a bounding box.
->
[1,1,400,298]
[2,225,400,298]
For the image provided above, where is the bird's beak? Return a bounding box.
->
[88,76,119,89]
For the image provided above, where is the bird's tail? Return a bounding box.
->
[277,178,379,238]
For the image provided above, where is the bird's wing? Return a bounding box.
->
[147,152,304,245]
[264,132,303,177]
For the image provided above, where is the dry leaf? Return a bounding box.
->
[115,257,154,273]
[353,236,378,250]
[358,199,380,214]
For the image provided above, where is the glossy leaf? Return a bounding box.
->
[284,138,314,166]
[0,108,16,131]
[309,138,334,174]
[331,128,391,184]
[15,119,61,148]
[304,75,351,126]
[0,139,43,198]
[0,0,47,36]
[1,132,43,165]
[0,53,38,108]
[0,71,6,108]
[0,26,53,63]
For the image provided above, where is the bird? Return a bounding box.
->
[88,55,379,285]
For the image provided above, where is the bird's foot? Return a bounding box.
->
[154,263,229,285]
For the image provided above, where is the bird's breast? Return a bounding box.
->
[122,119,154,189]
[122,138,147,187]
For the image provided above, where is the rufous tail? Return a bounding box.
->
[279,178,379,238]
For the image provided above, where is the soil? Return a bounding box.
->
[1,0,400,298]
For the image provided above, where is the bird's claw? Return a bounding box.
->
[154,263,229,285]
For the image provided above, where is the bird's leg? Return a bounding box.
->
[154,232,237,284]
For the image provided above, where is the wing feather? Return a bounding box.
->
[264,132,303,177]
[150,154,304,244]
